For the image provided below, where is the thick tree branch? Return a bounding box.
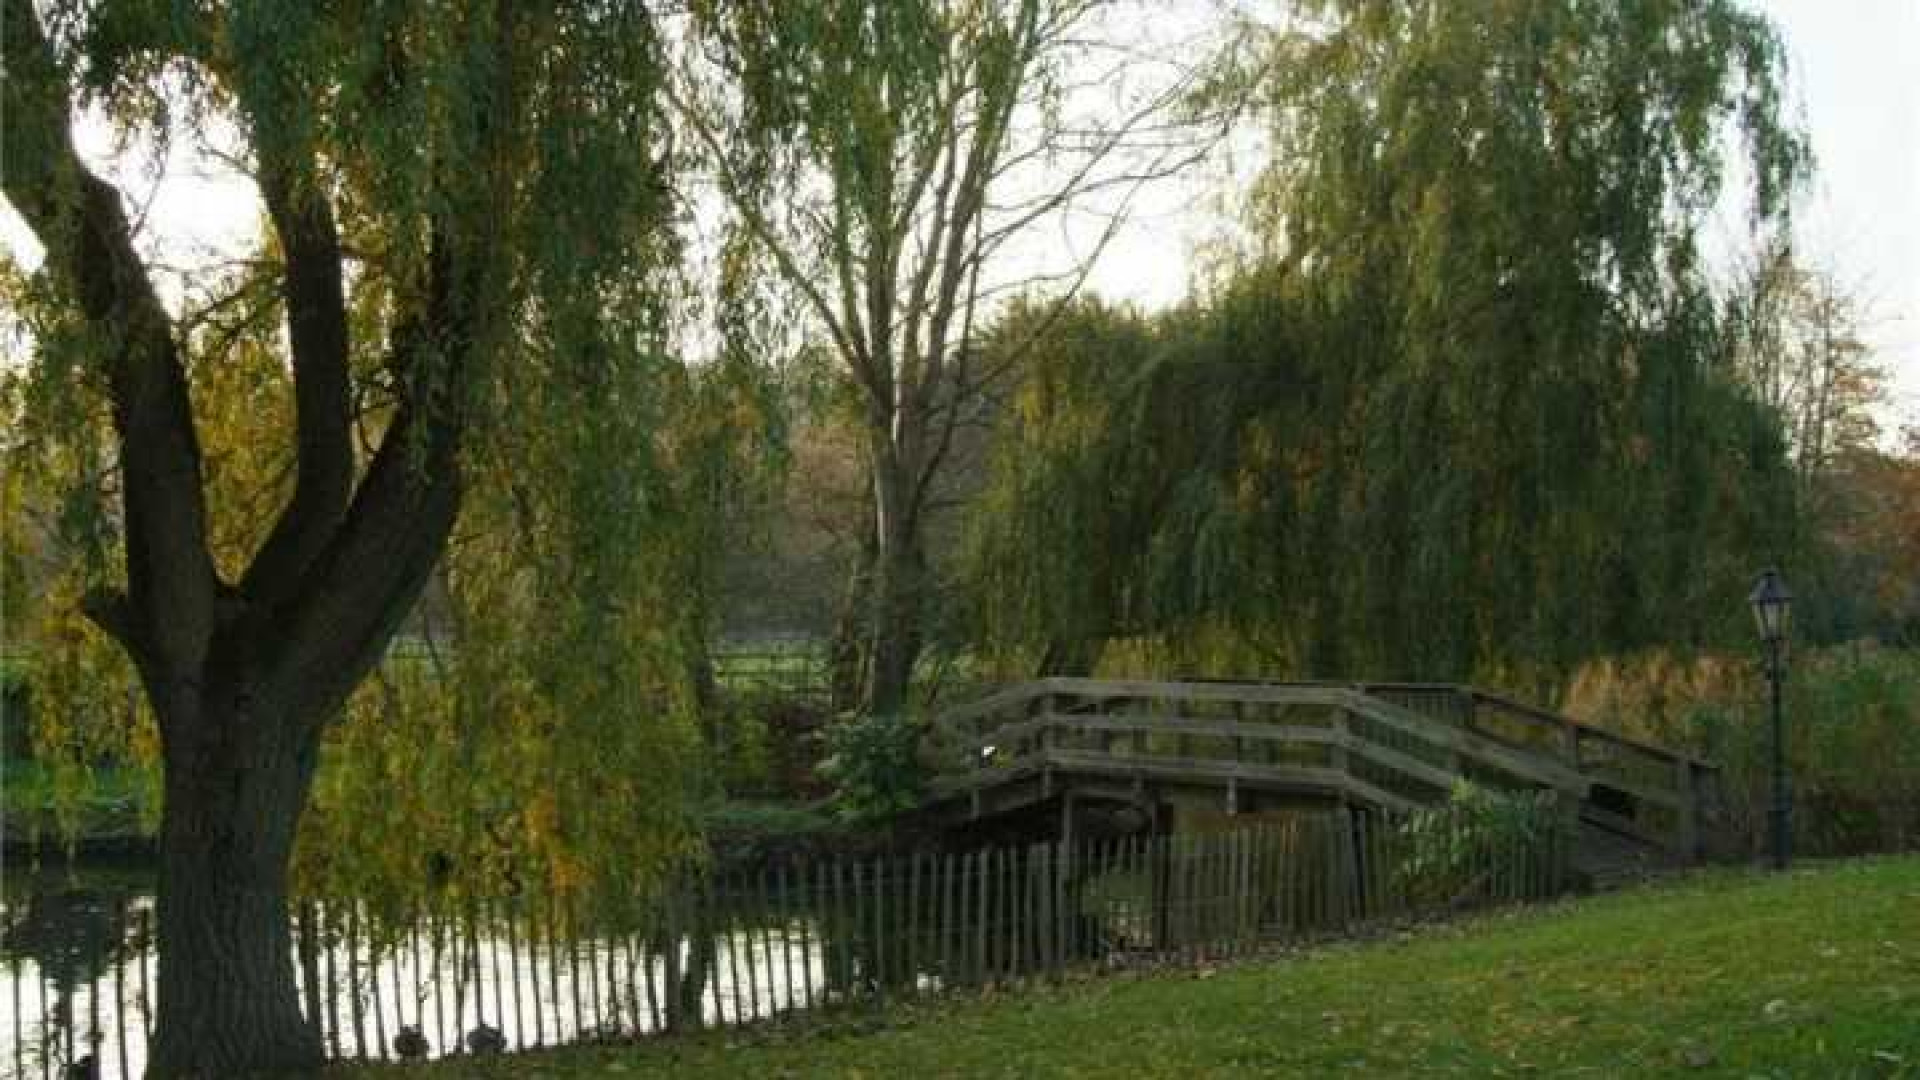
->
[259,238,470,723]
[2,0,218,681]
[240,153,355,608]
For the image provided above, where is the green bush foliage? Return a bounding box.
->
[817,713,927,824]
[1694,647,1920,856]
[1570,645,1920,857]
[1394,783,1567,908]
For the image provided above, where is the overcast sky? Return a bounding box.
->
[4,1,1915,432]
[1733,0,1917,429]
[1068,0,1920,433]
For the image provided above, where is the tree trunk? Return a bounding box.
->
[146,684,327,1078]
[865,574,920,717]
[827,518,877,714]
[863,478,925,718]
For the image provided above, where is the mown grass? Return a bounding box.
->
[340,855,1920,1078]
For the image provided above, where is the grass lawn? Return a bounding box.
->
[342,855,1920,1078]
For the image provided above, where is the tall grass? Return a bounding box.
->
[1566,644,1920,856]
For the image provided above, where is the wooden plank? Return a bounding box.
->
[1579,803,1674,851]
[1473,688,1717,770]
[1346,694,1590,794]
[939,714,1557,798]
[835,859,855,1005]
[741,881,761,1021]
[1037,677,1354,707]
[112,902,128,1079]
[370,917,389,1059]
[904,852,920,995]
[974,848,990,984]
[926,756,1048,796]
[934,749,1427,818]
[1581,769,1688,812]
[1040,749,1344,788]
[932,679,1711,777]
[868,857,887,1001]
[324,906,342,1058]
[932,682,1053,728]
[1055,714,1345,745]
[799,861,820,1011]
[1342,736,1466,794]
[569,901,590,1039]
[936,851,954,988]
[774,863,796,1016]
[1038,842,1055,977]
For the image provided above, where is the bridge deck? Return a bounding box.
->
[920,678,1719,860]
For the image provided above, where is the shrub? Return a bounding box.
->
[1570,645,1920,856]
[817,713,926,823]
[1393,782,1567,908]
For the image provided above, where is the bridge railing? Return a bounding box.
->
[1356,683,1719,855]
[922,678,1717,859]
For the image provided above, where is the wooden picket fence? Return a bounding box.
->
[0,807,1573,1077]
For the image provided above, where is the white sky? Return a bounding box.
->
[4,0,1916,433]
[1742,0,1919,431]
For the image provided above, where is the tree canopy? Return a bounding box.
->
[966,0,1812,689]
[1,1,717,1071]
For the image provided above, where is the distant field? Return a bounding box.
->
[341,855,1920,1078]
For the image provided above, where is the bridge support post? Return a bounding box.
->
[1556,789,1583,889]
[1147,789,1171,950]
[1335,805,1358,929]
[1675,760,1699,861]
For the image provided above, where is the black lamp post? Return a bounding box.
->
[1749,568,1793,870]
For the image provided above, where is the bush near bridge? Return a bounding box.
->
[1570,644,1920,856]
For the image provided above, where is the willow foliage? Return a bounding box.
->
[968,0,1808,690]
[0,0,764,918]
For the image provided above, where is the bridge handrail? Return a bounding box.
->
[928,677,1716,773]
[922,677,1714,857]
[1355,682,1717,770]
[927,693,1587,796]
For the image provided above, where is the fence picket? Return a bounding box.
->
[774,864,795,1016]
[369,920,388,1061]
[745,873,766,1021]
[37,964,49,1080]
[973,848,989,985]
[405,915,427,1053]
[347,906,367,1059]
[801,860,821,1010]
[503,902,526,1048]
[0,811,1591,1073]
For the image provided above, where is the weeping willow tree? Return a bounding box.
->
[0,1,715,1072]
[969,0,1809,691]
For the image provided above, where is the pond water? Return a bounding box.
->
[0,858,846,1080]
[0,830,1336,1079]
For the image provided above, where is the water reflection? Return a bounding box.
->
[0,859,844,1080]
[1,860,154,1079]
[0,844,1190,1080]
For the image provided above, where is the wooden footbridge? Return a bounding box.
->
[920,679,1720,868]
